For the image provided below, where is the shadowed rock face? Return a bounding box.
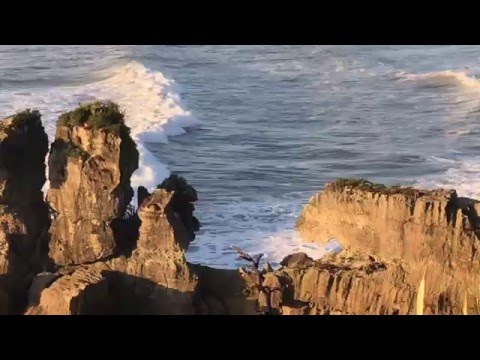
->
[253,249,480,315]
[296,181,480,272]
[26,171,254,315]
[138,189,193,252]
[0,105,254,315]
[287,180,480,314]
[47,107,139,266]
[22,99,480,315]
[0,111,49,314]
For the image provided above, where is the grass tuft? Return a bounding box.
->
[58,101,125,130]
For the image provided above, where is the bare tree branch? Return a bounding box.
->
[233,246,277,315]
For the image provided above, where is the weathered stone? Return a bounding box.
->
[280,252,316,269]
[138,189,193,252]
[193,265,257,315]
[47,103,139,265]
[137,186,150,208]
[296,181,480,272]
[25,267,108,315]
[277,248,477,315]
[258,273,284,313]
[0,111,50,314]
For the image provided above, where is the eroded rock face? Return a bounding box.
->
[26,172,257,315]
[296,181,480,272]
[138,189,194,252]
[25,268,109,315]
[47,104,139,265]
[0,111,50,314]
[269,250,478,315]
[0,209,29,314]
[0,111,48,210]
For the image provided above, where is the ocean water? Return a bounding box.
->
[1,45,480,269]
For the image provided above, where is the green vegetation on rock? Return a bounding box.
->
[10,109,41,128]
[157,173,198,202]
[58,101,139,181]
[333,178,422,197]
[58,101,125,130]
[64,142,89,161]
[334,178,387,191]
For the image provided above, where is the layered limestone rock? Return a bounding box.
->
[0,111,50,314]
[192,265,257,315]
[27,175,198,314]
[25,268,109,315]
[0,209,29,314]
[296,179,480,273]
[47,102,139,265]
[138,186,197,252]
[27,174,255,315]
[260,250,479,315]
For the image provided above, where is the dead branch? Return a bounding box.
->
[233,246,279,315]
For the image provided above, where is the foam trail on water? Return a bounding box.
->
[186,195,330,269]
[417,156,480,201]
[0,61,200,197]
[0,59,326,269]
[400,70,480,90]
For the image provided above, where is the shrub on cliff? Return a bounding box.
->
[64,142,89,161]
[10,109,41,128]
[58,101,139,181]
[334,178,387,191]
[333,178,422,198]
[157,173,198,203]
[157,174,200,235]
[58,101,125,130]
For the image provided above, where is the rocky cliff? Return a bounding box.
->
[296,179,480,273]
[47,102,139,265]
[5,103,478,315]
[24,103,253,315]
[27,179,254,315]
[0,110,50,314]
[290,178,480,314]
[238,249,478,315]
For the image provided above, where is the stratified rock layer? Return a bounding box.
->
[296,181,480,272]
[47,103,139,265]
[27,175,254,315]
[25,268,108,315]
[258,250,478,315]
[138,189,193,252]
[0,111,49,314]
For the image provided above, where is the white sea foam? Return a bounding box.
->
[186,195,329,269]
[1,60,326,268]
[417,156,480,200]
[400,70,480,90]
[0,61,200,197]
[188,227,330,270]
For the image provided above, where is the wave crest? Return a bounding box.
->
[400,70,480,89]
[2,60,200,196]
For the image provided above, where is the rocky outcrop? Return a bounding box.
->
[25,268,108,315]
[156,174,200,242]
[296,179,480,273]
[257,249,479,315]
[27,169,255,315]
[290,179,480,314]
[0,111,50,314]
[0,104,254,315]
[47,102,139,265]
[138,188,194,252]
[0,209,29,314]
